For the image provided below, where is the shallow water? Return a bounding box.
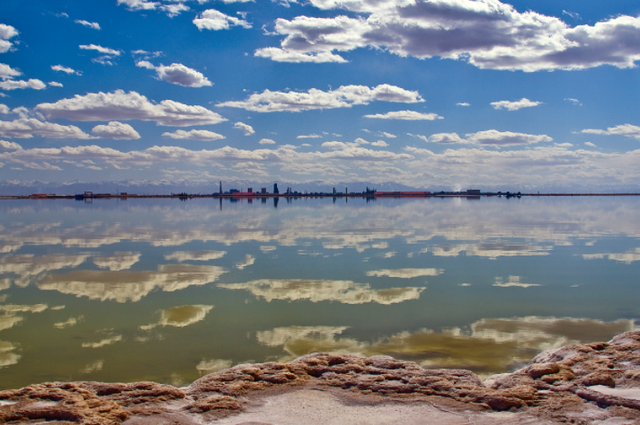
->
[0,196,638,389]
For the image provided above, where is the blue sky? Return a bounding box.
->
[0,0,639,192]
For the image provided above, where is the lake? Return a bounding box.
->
[0,195,638,390]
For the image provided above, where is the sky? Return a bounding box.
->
[0,0,639,192]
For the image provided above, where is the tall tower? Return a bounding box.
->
[273,183,279,194]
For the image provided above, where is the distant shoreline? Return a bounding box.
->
[1,192,639,200]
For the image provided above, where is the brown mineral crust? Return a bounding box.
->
[1,330,639,424]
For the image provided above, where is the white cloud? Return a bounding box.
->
[364,110,442,120]
[0,118,92,139]
[234,121,255,135]
[48,81,63,87]
[0,24,18,54]
[565,98,581,105]
[218,84,423,112]
[0,104,9,114]
[0,140,22,150]
[429,133,464,144]
[259,138,276,144]
[51,65,78,74]
[371,140,388,147]
[465,130,552,146]
[419,130,551,146]
[581,124,640,141]
[255,0,640,71]
[0,63,21,80]
[255,48,348,63]
[491,98,542,111]
[75,20,101,30]
[162,129,225,141]
[36,90,227,127]
[193,9,252,31]
[0,79,46,90]
[585,142,596,147]
[380,132,396,138]
[160,3,191,17]
[92,56,116,66]
[92,121,141,140]
[136,61,212,87]
[297,133,321,139]
[456,102,470,107]
[117,0,159,12]
[79,44,121,56]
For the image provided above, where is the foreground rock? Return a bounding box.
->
[1,331,640,424]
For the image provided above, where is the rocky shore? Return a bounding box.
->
[1,330,639,424]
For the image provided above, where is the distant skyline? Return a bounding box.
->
[1,0,639,192]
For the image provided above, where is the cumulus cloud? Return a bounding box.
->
[465,130,552,146]
[234,121,255,135]
[160,3,191,17]
[79,44,121,56]
[0,118,92,139]
[297,133,321,139]
[581,124,640,141]
[136,61,212,87]
[259,138,276,144]
[255,48,348,63]
[218,84,423,112]
[371,140,388,147]
[491,98,542,111]
[0,63,22,80]
[193,9,252,30]
[0,79,46,90]
[75,20,101,30]
[417,130,551,146]
[428,133,464,144]
[255,0,640,72]
[48,81,63,87]
[51,65,76,74]
[0,140,22,150]
[365,110,442,120]
[92,121,141,139]
[162,129,225,140]
[117,0,159,12]
[457,102,470,106]
[0,24,18,54]
[36,90,227,127]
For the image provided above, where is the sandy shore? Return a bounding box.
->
[1,331,640,424]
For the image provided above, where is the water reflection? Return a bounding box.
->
[219,280,424,304]
[256,317,638,374]
[38,265,227,302]
[0,196,638,389]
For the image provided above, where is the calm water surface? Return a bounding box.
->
[0,196,638,389]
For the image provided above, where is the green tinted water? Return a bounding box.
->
[0,196,638,389]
